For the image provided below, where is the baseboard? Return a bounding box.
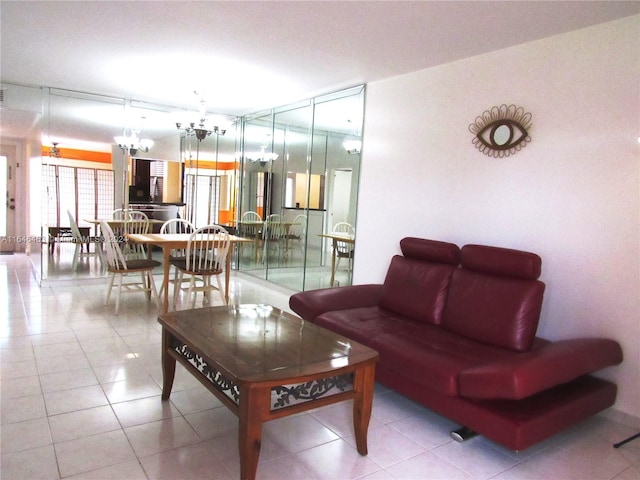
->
[600,407,640,430]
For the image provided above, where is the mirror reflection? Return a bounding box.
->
[30,83,363,293]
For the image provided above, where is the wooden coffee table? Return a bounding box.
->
[158,304,379,480]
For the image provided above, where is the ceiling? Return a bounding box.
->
[1,1,638,142]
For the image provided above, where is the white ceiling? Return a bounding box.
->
[1,1,638,140]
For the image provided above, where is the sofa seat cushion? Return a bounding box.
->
[374,327,513,396]
[313,307,408,347]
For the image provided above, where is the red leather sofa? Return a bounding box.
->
[289,237,623,451]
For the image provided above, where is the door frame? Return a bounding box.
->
[0,145,17,252]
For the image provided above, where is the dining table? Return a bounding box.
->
[126,232,252,313]
[319,232,355,286]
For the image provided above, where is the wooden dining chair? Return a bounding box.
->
[285,214,307,259]
[239,211,262,261]
[170,224,231,308]
[67,209,103,271]
[262,214,286,263]
[123,211,150,259]
[332,222,355,274]
[159,218,194,297]
[100,221,161,315]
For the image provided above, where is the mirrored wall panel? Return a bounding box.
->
[236,86,364,292]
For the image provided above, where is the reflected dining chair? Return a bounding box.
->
[170,224,231,308]
[67,209,104,271]
[159,218,194,298]
[100,221,161,315]
[285,214,307,259]
[239,211,262,262]
[332,221,355,276]
[261,214,286,263]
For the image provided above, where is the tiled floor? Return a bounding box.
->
[1,253,639,479]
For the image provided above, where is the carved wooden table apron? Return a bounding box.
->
[158,304,379,480]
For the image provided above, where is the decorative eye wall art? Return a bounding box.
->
[469,104,532,158]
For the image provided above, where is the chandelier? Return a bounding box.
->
[114,130,154,155]
[176,94,230,141]
[176,121,226,141]
[246,145,278,167]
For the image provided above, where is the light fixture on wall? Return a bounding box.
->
[246,145,279,167]
[49,142,61,158]
[342,138,362,155]
[114,131,154,155]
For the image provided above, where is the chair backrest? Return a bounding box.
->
[186,225,231,273]
[112,208,128,220]
[161,218,194,235]
[264,214,286,240]
[161,218,195,257]
[111,209,149,221]
[128,210,149,221]
[67,210,83,241]
[100,221,127,270]
[288,214,307,237]
[332,222,355,255]
[240,211,262,237]
[241,211,261,222]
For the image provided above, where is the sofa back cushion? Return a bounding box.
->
[441,244,545,352]
[380,238,460,325]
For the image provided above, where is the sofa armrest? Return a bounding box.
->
[289,284,383,322]
[458,338,623,400]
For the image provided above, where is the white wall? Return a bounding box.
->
[355,16,640,421]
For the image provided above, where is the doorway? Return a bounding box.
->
[0,147,17,253]
[328,168,352,228]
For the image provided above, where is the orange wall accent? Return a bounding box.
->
[188,160,238,171]
[41,146,111,164]
[219,210,234,225]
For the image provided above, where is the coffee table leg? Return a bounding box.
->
[161,329,176,401]
[353,363,376,455]
[238,386,269,480]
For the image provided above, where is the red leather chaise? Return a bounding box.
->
[289,237,623,451]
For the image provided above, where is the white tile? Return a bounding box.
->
[139,441,234,479]
[262,413,340,453]
[1,393,47,424]
[102,375,161,403]
[387,410,457,449]
[431,437,520,480]
[54,429,137,478]
[124,416,201,457]
[39,367,99,393]
[295,438,382,479]
[63,459,147,480]
[44,385,108,415]
[168,383,226,415]
[1,417,52,453]
[184,406,239,440]
[344,423,425,469]
[111,395,180,428]
[1,374,41,398]
[48,405,121,443]
[0,444,60,480]
[385,451,475,480]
